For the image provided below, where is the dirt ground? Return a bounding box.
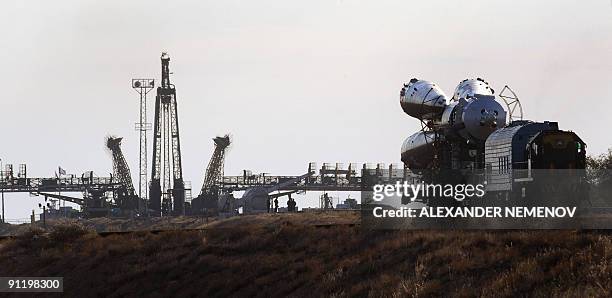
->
[0,211,610,297]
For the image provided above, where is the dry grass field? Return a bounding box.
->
[0,211,610,297]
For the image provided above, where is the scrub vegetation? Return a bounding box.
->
[0,213,610,297]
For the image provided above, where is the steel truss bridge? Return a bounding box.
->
[0,172,134,218]
[219,163,407,192]
[0,176,121,195]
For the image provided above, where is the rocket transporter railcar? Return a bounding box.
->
[399,78,587,206]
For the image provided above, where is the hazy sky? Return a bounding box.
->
[2,0,612,219]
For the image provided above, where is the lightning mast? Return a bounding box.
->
[132,78,154,213]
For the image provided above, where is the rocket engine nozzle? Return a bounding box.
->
[400,79,448,120]
[400,78,509,170]
[479,109,499,128]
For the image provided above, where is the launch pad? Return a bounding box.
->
[0,54,597,222]
[0,53,401,221]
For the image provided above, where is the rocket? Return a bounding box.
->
[400,78,507,169]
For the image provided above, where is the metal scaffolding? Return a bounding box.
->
[150,53,185,216]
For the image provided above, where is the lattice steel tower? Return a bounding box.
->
[132,78,154,213]
[199,135,231,197]
[106,136,136,195]
[150,52,185,216]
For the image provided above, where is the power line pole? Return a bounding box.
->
[132,79,154,216]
